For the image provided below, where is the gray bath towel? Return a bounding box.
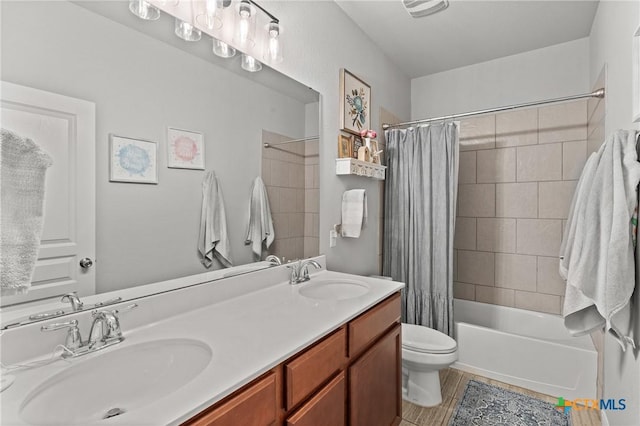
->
[1,128,53,295]
[244,176,274,260]
[561,130,640,351]
[198,171,232,268]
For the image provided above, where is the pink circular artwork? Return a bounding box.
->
[173,136,198,162]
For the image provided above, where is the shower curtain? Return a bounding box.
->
[383,123,459,336]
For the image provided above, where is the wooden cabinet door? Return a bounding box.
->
[349,324,401,426]
[286,372,345,426]
[186,372,277,426]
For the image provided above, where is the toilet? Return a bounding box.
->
[401,323,458,407]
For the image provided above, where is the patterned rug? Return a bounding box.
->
[449,380,571,426]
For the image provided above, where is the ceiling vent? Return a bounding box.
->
[402,0,450,18]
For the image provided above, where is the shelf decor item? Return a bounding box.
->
[167,127,205,170]
[340,68,371,135]
[109,134,158,184]
[338,133,353,158]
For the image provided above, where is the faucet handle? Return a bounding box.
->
[41,320,82,350]
[112,303,138,315]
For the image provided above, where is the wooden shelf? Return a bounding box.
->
[336,158,386,180]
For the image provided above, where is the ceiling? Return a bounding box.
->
[335,0,599,78]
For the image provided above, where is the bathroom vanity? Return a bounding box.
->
[0,257,404,426]
[185,293,401,426]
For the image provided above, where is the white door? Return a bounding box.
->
[1,81,95,306]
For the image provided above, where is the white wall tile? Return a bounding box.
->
[454,282,475,301]
[515,291,561,314]
[271,160,289,187]
[496,183,538,218]
[538,181,577,219]
[495,253,537,291]
[563,141,587,180]
[280,187,297,213]
[475,285,514,307]
[305,188,319,213]
[460,115,495,151]
[262,158,272,185]
[477,148,516,183]
[459,151,477,184]
[457,250,494,286]
[272,213,289,239]
[537,256,566,296]
[476,218,516,252]
[516,143,562,182]
[538,100,587,144]
[495,108,538,148]
[516,219,562,256]
[457,184,495,217]
[266,186,280,213]
[454,217,476,250]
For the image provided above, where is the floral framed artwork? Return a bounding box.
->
[338,134,353,158]
[167,127,205,170]
[109,135,158,184]
[340,69,371,135]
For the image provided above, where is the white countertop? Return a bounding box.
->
[0,267,403,425]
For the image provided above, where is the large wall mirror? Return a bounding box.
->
[0,1,320,324]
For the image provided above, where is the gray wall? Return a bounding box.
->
[1,1,308,293]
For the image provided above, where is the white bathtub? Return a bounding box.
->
[452,299,597,400]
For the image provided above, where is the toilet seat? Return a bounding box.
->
[402,323,457,354]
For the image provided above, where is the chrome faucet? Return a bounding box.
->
[287,259,322,284]
[41,303,137,358]
[265,254,282,266]
[61,292,84,311]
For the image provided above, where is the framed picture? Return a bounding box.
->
[167,127,205,169]
[109,135,158,184]
[340,68,371,135]
[352,135,363,159]
[338,134,353,158]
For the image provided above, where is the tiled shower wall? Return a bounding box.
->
[261,130,319,261]
[453,99,588,314]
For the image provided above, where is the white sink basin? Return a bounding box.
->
[20,338,212,425]
[298,279,370,300]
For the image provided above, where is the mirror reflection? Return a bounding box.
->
[0,0,320,322]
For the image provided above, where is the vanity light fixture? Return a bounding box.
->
[213,38,237,58]
[235,0,256,48]
[196,0,223,30]
[402,0,449,18]
[175,18,202,41]
[241,54,262,72]
[128,0,160,20]
[264,20,283,63]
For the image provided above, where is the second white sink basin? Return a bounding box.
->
[298,279,370,300]
[20,338,212,425]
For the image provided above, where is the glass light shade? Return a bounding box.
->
[234,0,255,48]
[212,39,236,58]
[175,18,202,42]
[264,21,283,63]
[241,54,262,72]
[195,0,223,30]
[129,0,160,20]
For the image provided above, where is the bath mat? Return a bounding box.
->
[449,380,571,426]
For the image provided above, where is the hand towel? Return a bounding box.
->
[244,176,275,260]
[1,129,53,296]
[341,189,367,238]
[561,130,640,351]
[198,171,232,268]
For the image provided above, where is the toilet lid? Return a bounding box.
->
[401,323,457,354]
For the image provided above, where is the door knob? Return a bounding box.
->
[79,257,94,269]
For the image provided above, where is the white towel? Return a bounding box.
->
[1,129,53,296]
[244,176,275,260]
[560,130,640,351]
[341,189,367,238]
[198,171,232,268]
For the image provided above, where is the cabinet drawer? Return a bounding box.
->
[187,372,276,426]
[286,371,346,426]
[348,292,400,357]
[285,327,346,410]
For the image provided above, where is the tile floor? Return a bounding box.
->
[400,368,601,426]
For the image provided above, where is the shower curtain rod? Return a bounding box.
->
[263,136,319,148]
[382,88,605,130]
